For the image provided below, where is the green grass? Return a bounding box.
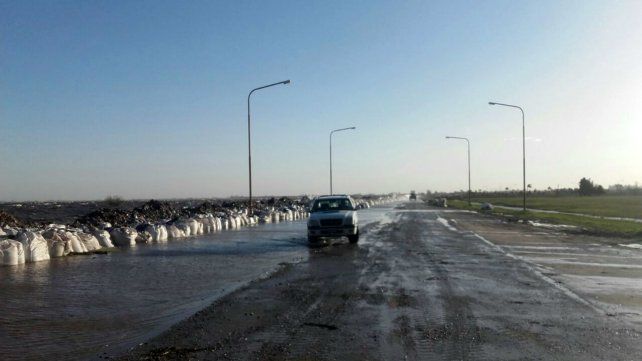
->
[469,195,642,219]
[449,199,642,238]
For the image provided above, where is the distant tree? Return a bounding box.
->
[579,178,593,196]
[579,178,605,196]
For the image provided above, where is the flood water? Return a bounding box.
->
[0,206,392,361]
[0,221,309,361]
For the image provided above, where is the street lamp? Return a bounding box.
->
[247,80,291,215]
[488,101,526,211]
[329,127,356,195]
[445,136,471,205]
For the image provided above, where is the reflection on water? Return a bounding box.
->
[0,221,308,361]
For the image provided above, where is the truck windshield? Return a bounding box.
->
[312,199,353,212]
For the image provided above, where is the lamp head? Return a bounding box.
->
[488,101,496,105]
[282,80,291,85]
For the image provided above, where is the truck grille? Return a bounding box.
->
[320,219,343,227]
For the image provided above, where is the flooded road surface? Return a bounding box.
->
[0,220,305,360]
[0,206,390,361]
[123,202,642,360]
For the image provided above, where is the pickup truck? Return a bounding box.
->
[307,195,359,244]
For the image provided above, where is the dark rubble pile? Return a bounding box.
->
[134,200,181,221]
[0,210,24,228]
[71,197,313,228]
[74,207,136,227]
[75,200,183,227]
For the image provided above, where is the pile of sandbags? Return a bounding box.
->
[1,198,313,267]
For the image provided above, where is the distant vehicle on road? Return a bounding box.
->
[307,195,359,244]
[410,191,417,200]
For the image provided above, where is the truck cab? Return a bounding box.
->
[307,195,359,244]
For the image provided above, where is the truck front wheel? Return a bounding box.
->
[348,231,359,244]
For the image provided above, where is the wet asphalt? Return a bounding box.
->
[121,202,642,360]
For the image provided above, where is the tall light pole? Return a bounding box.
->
[445,136,471,205]
[329,127,356,195]
[488,101,526,211]
[247,80,290,215]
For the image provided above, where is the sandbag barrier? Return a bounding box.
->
[0,195,406,267]
[0,206,309,267]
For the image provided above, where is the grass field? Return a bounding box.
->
[449,199,642,238]
[469,195,642,219]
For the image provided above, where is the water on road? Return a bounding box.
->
[0,221,310,360]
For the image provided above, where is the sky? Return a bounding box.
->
[1,0,641,201]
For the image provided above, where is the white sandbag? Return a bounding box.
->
[92,229,114,248]
[151,224,168,242]
[47,234,69,258]
[42,230,71,257]
[109,227,138,247]
[200,217,213,234]
[17,231,50,262]
[196,220,204,235]
[213,217,222,231]
[176,222,191,236]
[0,228,5,236]
[271,212,280,223]
[77,233,101,251]
[159,224,168,241]
[166,224,185,239]
[239,215,248,227]
[1,239,25,265]
[186,219,200,235]
[235,216,242,228]
[228,216,237,229]
[65,231,88,253]
[140,224,168,242]
[209,216,219,232]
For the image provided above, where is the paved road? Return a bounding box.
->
[122,202,642,360]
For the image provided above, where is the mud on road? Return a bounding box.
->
[121,203,642,360]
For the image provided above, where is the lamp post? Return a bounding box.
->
[488,101,526,211]
[445,136,471,205]
[329,127,356,195]
[247,80,290,215]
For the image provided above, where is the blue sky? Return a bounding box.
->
[1,1,641,201]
